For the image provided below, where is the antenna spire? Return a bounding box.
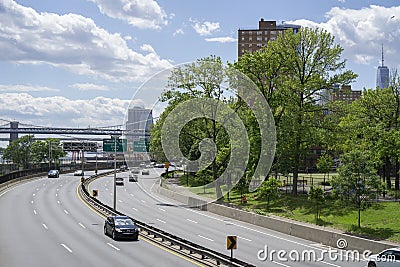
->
[381,44,384,67]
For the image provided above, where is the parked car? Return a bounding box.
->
[74,170,84,176]
[129,173,138,182]
[48,170,59,178]
[367,247,400,267]
[116,177,124,186]
[141,169,150,175]
[104,216,139,241]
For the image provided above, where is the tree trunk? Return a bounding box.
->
[395,158,399,191]
[385,156,392,189]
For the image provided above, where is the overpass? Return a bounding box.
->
[0,120,149,143]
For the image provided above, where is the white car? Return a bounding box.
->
[74,170,84,176]
[367,247,400,267]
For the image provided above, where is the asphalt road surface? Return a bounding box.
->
[0,171,200,267]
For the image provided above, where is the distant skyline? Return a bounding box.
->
[0,0,399,132]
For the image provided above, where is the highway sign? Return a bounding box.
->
[227,235,237,250]
[103,138,127,152]
[133,140,149,152]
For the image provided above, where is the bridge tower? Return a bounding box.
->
[10,121,19,144]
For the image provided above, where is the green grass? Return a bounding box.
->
[224,189,400,243]
[169,172,400,243]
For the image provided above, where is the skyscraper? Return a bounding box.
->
[376,45,390,89]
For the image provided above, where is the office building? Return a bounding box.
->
[126,106,153,132]
[238,19,301,58]
[376,45,390,89]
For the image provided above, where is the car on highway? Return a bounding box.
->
[367,247,400,267]
[116,177,124,186]
[74,170,84,176]
[104,216,139,241]
[131,167,140,174]
[141,169,150,175]
[129,173,138,182]
[120,165,128,172]
[47,170,59,178]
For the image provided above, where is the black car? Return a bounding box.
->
[116,177,124,186]
[48,170,59,178]
[104,216,139,240]
[129,173,138,182]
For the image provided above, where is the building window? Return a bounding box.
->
[241,37,244,41]
[248,44,252,47]
[241,49,245,54]
[257,43,262,47]
[249,31,252,34]
[270,37,276,41]
[249,37,252,41]
[241,44,244,47]
[271,31,276,35]
[257,36,262,41]
[257,31,262,35]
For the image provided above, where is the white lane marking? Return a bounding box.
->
[36,188,39,191]
[64,209,69,215]
[57,200,61,204]
[141,200,146,203]
[198,235,214,242]
[159,208,166,212]
[55,193,58,197]
[33,209,37,215]
[124,188,127,191]
[272,261,290,267]
[156,219,166,224]
[186,219,198,224]
[32,193,35,197]
[320,261,341,267]
[61,244,72,253]
[130,194,135,197]
[56,188,59,191]
[0,187,15,197]
[31,200,34,204]
[118,200,123,203]
[42,223,48,230]
[107,243,120,251]
[131,207,138,211]
[237,235,252,242]
[78,223,86,229]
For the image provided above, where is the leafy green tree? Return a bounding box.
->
[3,135,35,168]
[258,177,281,211]
[316,154,334,185]
[308,185,325,221]
[331,150,380,228]
[271,27,357,195]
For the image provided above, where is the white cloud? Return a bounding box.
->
[140,44,156,54]
[192,21,220,36]
[288,5,400,67]
[0,93,131,127]
[0,84,59,92]
[173,28,184,36]
[70,83,109,91]
[0,0,172,82]
[88,0,168,29]
[205,36,237,43]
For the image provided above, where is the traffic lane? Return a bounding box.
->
[0,174,200,267]
[92,173,365,267]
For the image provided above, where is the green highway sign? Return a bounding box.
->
[133,140,150,152]
[103,138,127,152]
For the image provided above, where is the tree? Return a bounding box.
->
[3,135,35,168]
[154,56,250,200]
[258,177,281,211]
[308,185,325,222]
[331,150,380,228]
[316,154,334,185]
[271,27,357,195]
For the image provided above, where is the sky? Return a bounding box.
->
[0,0,399,133]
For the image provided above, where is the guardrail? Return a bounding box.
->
[79,172,255,267]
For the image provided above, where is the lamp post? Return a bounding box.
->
[111,135,118,210]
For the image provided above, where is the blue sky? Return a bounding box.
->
[0,0,399,130]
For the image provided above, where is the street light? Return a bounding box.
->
[111,135,119,210]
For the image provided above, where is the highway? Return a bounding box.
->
[90,168,368,267]
[0,171,200,267]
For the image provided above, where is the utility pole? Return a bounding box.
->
[112,135,118,210]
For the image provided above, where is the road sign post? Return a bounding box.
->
[227,235,237,260]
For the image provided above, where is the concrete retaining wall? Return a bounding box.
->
[156,183,397,254]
